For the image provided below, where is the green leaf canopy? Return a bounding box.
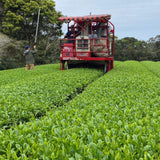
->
[2,0,63,43]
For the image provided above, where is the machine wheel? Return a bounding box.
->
[66,63,70,70]
[104,62,108,74]
[60,60,65,70]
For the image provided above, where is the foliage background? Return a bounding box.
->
[0,0,160,70]
[114,36,160,61]
[0,0,62,70]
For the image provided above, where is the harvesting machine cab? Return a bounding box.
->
[59,14,115,73]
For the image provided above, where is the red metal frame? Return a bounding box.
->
[59,14,115,72]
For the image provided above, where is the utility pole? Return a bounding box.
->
[34,7,41,44]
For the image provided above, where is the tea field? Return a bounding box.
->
[0,61,160,159]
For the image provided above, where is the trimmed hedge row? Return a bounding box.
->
[0,64,59,86]
[1,61,160,159]
[141,61,160,77]
[0,67,103,129]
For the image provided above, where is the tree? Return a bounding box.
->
[148,35,160,61]
[0,0,63,67]
[0,1,5,31]
[1,0,63,44]
[114,37,138,60]
[114,37,154,61]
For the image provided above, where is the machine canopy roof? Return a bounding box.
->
[59,14,111,22]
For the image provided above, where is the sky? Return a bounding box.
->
[54,0,160,41]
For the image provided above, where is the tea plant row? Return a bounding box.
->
[0,61,160,159]
[141,61,160,77]
[0,67,102,129]
[0,64,59,86]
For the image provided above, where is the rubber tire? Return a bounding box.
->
[104,63,107,73]
[66,63,70,70]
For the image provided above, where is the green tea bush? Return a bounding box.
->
[0,64,59,86]
[1,61,160,159]
[0,67,102,128]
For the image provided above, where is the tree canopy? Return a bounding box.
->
[1,0,63,44]
[0,1,160,70]
[114,36,160,61]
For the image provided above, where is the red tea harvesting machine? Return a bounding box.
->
[59,14,115,73]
